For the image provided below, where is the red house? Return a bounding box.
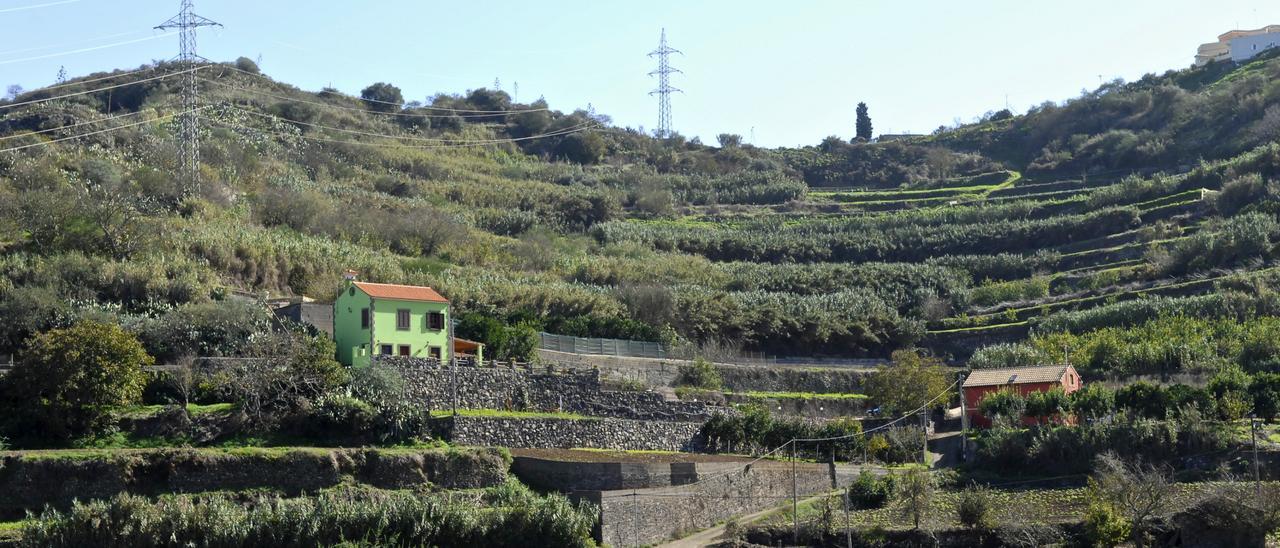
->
[962,364,1082,428]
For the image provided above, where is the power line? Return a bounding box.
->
[200,77,548,119]
[219,104,584,143]
[3,65,158,94]
[0,32,177,66]
[0,0,79,13]
[0,67,197,110]
[155,0,220,198]
[0,105,174,142]
[0,107,199,154]
[647,28,682,139]
[0,29,149,58]
[216,64,550,114]
[202,116,601,149]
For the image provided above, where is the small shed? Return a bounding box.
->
[962,364,1082,428]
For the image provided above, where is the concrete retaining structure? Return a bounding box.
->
[591,462,857,547]
[434,415,706,452]
[536,349,876,393]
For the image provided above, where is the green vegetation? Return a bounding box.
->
[429,409,592,420]
[18,481,597,548]
[732,391,867,401]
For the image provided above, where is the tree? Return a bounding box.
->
[1250,372,1280,421]
[1070,383,1115,421]
[1115,381,1170,419]
[360,82,403,113]
[717,133,742,148]
[897,467,934,530]
[4,84,22,100]
[1091,452,1174,548]
[234,56,260,74]
[1208,367,1252,420]
[554,132,606,164]
[1024,387,1069,424]
[855,102,873,141]
[979,389,1025,427]
[864,350,952,415]
[0,320,151,441]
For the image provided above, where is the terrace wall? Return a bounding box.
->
[378,356,718,421]
[434,415,705,452]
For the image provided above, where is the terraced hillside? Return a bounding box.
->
[1,50,1279,372]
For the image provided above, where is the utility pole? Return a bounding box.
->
[920,408,929,466]
[958,373,968,462]
[791,440,799,546]
[1251,414,1262,496]
[648,28,683,139]
[513,81,519,103]
[156,0,221,198]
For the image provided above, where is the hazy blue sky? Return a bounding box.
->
[3,0,1279,147]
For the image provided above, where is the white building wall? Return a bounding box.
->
[1229,32,1280,63]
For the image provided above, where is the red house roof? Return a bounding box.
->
[353,282,448,303]
[963,365,1075,388]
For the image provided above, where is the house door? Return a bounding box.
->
[398,345,411,357]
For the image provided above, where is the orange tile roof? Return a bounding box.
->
[963,365,1074,388]
[353,282,448,303]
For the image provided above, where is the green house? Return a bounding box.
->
[334,273,465,367]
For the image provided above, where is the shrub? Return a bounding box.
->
[978,389,1026,426]
[676,357,722,389]
[1070,383,1115,421]
[957,484,996,530]
[0,320,151,442]
[848,469,896,510]
[1082,497,1131,548]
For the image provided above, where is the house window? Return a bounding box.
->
[427,312,444,331]
[429,346,442,360]
[396,309,410,331]
[360,308,370,329]
[398,345,411,357]
[380,344,393,355]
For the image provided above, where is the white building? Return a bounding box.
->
[1195,25,1280,66]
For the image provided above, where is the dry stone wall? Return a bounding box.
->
[434,415,705,452]
[0,447,508,518]
[376,356,719,421]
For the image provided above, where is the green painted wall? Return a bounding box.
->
[333,281,451,366]
[370,297,451,363]
[334,283,373,367]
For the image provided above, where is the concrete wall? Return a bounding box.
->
[592,462,858,547]
[1230,32,1280,62]
[383,357,719,421]
[435,415,706,452]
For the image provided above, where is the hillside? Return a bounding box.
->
[2,53,1280,370]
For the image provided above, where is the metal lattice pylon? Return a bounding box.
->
[648,28,683,139]
[156,0,221,197]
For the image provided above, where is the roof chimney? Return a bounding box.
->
[343,269,359,281]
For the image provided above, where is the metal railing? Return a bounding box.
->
[538,332,668,359]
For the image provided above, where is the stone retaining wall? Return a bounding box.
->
[592,462,858,547]
[435,415,706,452]
[378,356,718,421]
[0,447,508,518]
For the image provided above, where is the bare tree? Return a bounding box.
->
[1091,453,1175,547]
[166,355,200,408]
[898,467,935,530]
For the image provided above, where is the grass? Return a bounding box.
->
[732,391,868,401]
[123,403,237,417]
[429,408,593,420]
[0,520,25,542]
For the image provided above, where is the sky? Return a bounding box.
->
[2,0,1280,148]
